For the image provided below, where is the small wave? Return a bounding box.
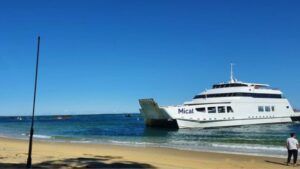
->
[70,140,91,143]
[110,140,155,146]
[211,143,285,151]
[21,133,52,139]
[33,134,52,139]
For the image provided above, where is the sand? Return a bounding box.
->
[0,137,294,169]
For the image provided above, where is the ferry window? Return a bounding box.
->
[271,106,275,112]
[196,107,206,113]
[258,106,264,112]
[218,106,225,113]
[208,107,216,113]
[265,106,271,112]
[227,106,234,113]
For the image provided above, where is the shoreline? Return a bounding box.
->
[0,134,287,159]
[0,136,293,169]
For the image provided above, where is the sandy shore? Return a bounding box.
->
[0,137,295,169]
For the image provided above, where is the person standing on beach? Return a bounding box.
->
[287,133,299,166]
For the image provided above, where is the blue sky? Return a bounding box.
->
[0,0,299,115]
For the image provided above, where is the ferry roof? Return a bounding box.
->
[190,64,283,101]
[212,82,270,89]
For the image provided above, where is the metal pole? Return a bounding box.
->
[26,36,40,169]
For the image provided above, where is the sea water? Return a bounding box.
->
[0,114,299,157]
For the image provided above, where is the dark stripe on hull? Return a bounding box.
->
[145,119,178,129]
[291,116,300,121]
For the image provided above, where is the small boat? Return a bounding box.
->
[55,115,71,120]
[125,114,132,117]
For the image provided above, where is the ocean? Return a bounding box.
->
[0,113,299,158]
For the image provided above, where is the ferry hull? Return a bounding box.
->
[176,117,292,129]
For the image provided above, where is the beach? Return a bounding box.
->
[0,114,292,157]
[0,137,294,169]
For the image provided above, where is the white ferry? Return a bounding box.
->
[139,65,300,128]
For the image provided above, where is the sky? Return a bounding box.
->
[0,0,299,116]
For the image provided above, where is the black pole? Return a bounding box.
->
[26,36,40,169]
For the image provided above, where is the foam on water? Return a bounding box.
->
[33,134,52,139]
[21,133,52,139]
[211,143,285,151]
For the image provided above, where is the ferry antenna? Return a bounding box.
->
[230,63,235,83]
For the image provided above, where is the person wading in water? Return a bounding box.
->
[286,133,299,166]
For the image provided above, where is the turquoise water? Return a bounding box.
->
[0,114,299,157]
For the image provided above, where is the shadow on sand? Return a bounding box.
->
[265,160,300,167]
[0,155,156,169]
[265,160,287,166]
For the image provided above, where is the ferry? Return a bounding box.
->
[139,65,300,128]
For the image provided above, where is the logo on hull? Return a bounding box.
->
[178,108,194,114]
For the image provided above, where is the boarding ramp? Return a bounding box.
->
[139,98,170,120]
[139,99,178,128]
